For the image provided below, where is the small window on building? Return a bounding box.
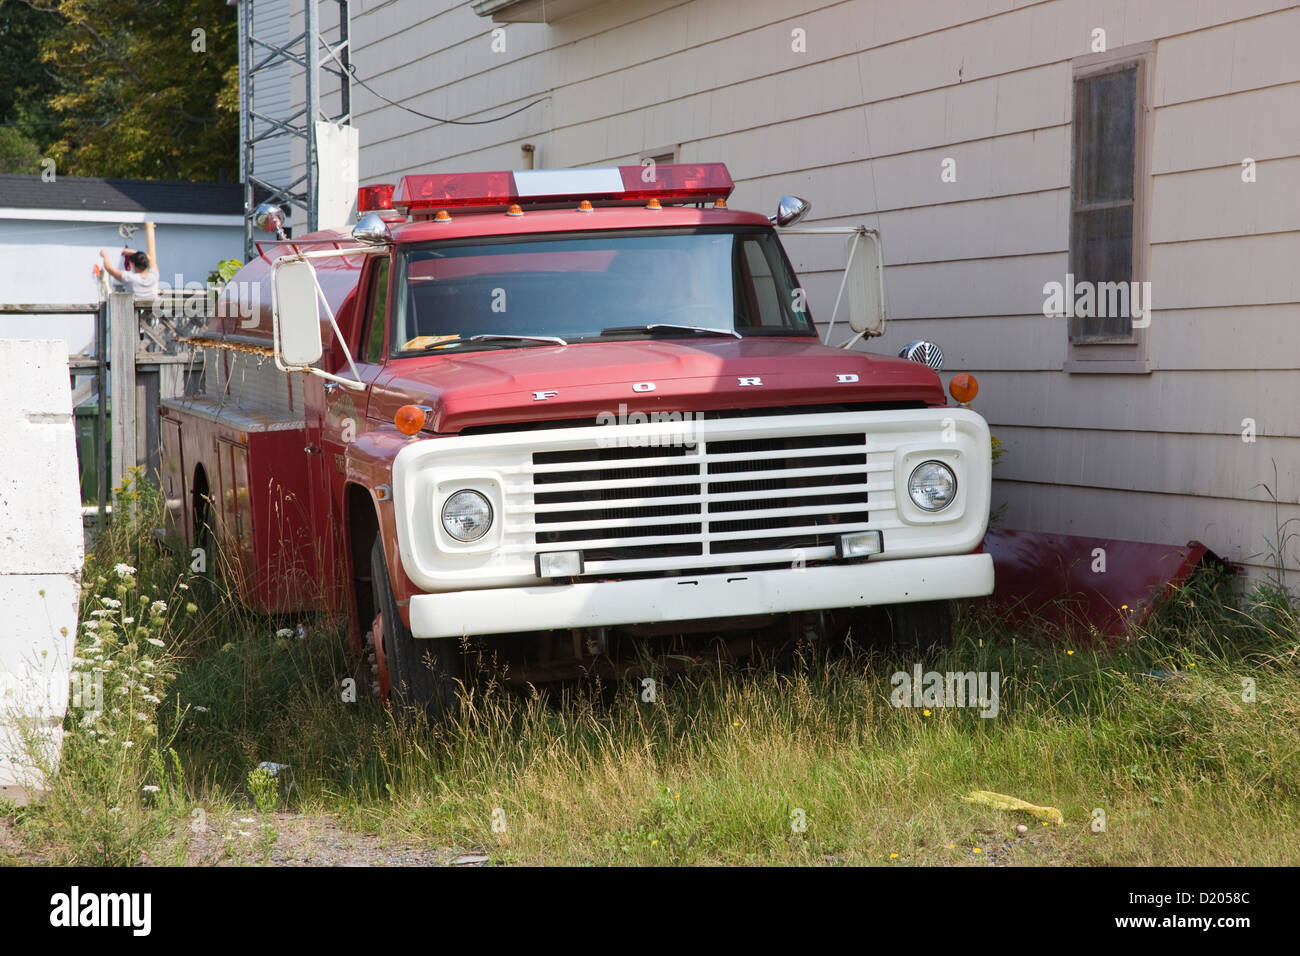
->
[364,257,390,363]
[1066,42,1153,372]
[641,148,677,168]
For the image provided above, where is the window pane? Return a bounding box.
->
[365,258,389,362]
[1074,67,1136,203]
[1071,205,1133,338]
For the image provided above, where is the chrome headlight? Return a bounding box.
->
[907,461,957,512]
[441,489,493,542]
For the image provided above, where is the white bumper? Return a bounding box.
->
[408,552,993,639]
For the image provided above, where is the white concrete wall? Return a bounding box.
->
[0,213,243,355]
[0,339,85,803]
[289,0,1300,583]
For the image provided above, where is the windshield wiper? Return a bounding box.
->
[421,334,567,350]
[599,324,742,339]
[469,333,568,347]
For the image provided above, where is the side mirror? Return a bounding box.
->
[272,259,323,367]
[771,195,812,227]
[845,230,886,335]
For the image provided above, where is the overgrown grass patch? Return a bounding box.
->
[6,478,1298,865]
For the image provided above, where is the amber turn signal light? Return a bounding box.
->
[949,373,979,404]
[394,404,427,436]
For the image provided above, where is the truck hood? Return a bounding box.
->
[369,337,947,433]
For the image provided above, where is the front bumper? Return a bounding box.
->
[408,552,993,639]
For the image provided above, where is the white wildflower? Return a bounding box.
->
[150,601,168,615]
[101,597,121,609]
[147,638,165,648]
[113,563,136,578]
[142,785,160,794]
[275,628,294,639]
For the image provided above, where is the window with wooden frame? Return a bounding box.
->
[1065,41,1153,374]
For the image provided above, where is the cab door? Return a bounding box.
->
[321,253,391,470]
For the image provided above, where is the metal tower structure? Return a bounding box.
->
[235,0,353,258]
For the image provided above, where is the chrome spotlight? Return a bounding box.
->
[898,339,944,371]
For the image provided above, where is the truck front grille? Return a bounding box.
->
[527,431,871,571]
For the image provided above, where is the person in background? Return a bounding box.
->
[99,221,159,297]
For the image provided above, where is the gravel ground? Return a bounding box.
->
[0,812,487,867]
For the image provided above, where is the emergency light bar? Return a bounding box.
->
[389,164,734,215]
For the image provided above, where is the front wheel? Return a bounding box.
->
[863,600,953,655]
[369,534,462,720]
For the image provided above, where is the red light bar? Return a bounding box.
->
[392,164,734,214]
[357,183,394,214]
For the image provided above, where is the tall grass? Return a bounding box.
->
[5,477,1298,865]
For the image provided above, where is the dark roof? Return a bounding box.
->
[0,174,243,215]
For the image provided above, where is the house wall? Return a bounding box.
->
[0,213,243,354]
[289,0,1300,583]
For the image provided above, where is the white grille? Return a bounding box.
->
[521,429,877,573]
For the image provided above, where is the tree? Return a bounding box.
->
[0,0,65,163]
[15,0,238,181]
[0,126,45,174]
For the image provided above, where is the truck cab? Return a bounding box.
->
[161,163,993,715]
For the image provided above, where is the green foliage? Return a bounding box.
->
[206,257,241,286]
[30,0,238,180]
[0,125,45,174]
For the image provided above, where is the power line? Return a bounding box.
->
[346,66,548,127]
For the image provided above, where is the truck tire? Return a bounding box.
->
[871,600,953,655]
[369,535,462,720]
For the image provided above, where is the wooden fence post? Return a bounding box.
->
[108,292,136,493]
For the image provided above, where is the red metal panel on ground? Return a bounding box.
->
[982,528,1221,640]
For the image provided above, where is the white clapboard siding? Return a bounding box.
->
[250,2,294,193]
[285,0,1300,578]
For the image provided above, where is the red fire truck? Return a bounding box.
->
[160,163,993,715]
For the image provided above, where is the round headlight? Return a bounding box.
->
[441,490,493,542]
[907,461,957,512]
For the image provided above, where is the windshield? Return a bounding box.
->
[389,227,814,355]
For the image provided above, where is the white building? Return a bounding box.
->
[0,174,244,354]
[286,0,1300,584]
